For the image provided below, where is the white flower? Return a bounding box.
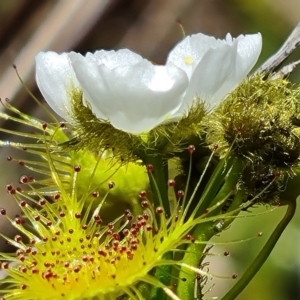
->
[36,50,188,134]
[35,32,262,134]
[167,33,262,112]
[68,50,188,134]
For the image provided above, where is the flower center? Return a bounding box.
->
[184,55,194,65]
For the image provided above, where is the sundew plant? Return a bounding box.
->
[0,23,300,300]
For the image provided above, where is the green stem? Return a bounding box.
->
[221,200,297,300]
[137,282,151,299]
[177,173,244,300]
[205,159,242,216]
[149,252,173,300]
[177,223,215,300]
[194,156,235,217]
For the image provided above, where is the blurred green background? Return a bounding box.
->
[0,1,299,299]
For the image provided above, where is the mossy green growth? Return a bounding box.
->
[204,74,300,165]
[68,87,206,162]
[204,74,300,203]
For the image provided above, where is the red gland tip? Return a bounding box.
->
[177,190,184,198]
[188,145,195,153]
[74,165,81,172]
[168,179,175,187]
[146,164,153,172]
[139,190,147,198]
[108,181,115,189]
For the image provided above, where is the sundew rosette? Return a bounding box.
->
[35,32,261,157]
[0,139,247,300]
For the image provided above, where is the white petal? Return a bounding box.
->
[182,43,237,110]
[69,52,189,134]
[235,33,262,73]
[167,33,231,79]
[170,33,262,112]
[91,49,143,69]
[35,52,79,121]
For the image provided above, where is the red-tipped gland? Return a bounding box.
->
[126,214,133,221]
[146,164,154,172]
[7,156,12,161]
[156,207,164,215]
[141,200,149,208]
[19,175,29,184]
[123,229,129,236]
[42,123,47,130]
[15,235,22,242]
[5,184,13,192]
[93,215,102,222]
[224,251,230,256]
[14,217,22,225]
[232,274,238,279]
[139,190,147,198]
[186,234,195,242]
[34,215,40,221]
[75,213,81,219]
[74,165,81,172]
[188,145,195,154]
[113,233,120,240]
[39,199,46,206]
[20,201,26,207]
[92,191,99,198]
[168,179,175,187]
[177,190,184,199]
[212,144,218,151]
[146,225,152,231]
[124,209,131,216]
[54,194,60,200]
[0,208,6,215]
[108,181,115,189]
